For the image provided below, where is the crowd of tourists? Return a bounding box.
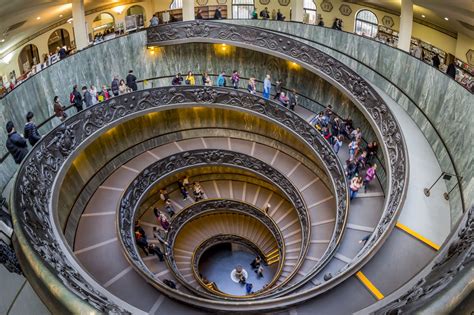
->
[5,69,379,203]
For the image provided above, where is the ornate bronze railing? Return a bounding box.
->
[12,86,346,312]
[147,20,407,294]
[191,234,277,297]
[117,151,302,300]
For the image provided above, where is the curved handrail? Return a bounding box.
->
[191,233,278,297]
[13,21,409,311]
[221,19,467,214]
[0,20,470,102]
[138,73,388,188]
[222,20,472,93]
[0,73,388,181]
[147,20,407,292]
[162,200,286,298]
[13,86,346,312]
[117,149,308,300]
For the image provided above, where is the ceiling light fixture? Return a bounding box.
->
[444,17,449,21]
[421,14,425,18]
[59,14,63,18]
[36,16,41,20]
[113,6,125,14]
[0,39,5,43]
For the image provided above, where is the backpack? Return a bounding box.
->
[69,92,75,104]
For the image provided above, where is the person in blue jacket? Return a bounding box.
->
[217,71,226,87]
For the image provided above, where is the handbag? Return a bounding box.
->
[185,79,191,85]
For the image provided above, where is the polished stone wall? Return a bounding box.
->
[0,32,383,193]
[223,20,473,223]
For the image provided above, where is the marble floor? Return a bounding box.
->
[199,246,277,296]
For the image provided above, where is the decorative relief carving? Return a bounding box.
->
[217,0,227,4]
[118,150,305,265]
[10,19,412,312]
[279,0,290,6]
[196,0,208,6]
[147,20,407,291]
[259,0,270,5]
[320,0,333,12]
[382,15,394,28]
[339,4,352,16]
[14,84,346,310]
[466,49,474,66]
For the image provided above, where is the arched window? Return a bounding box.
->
[47,29,71,54]
[232,0,255,19]
[170,0,183,9]
[92,13,115,37]
[127,5,146,20]
[355,10,378,38]
[304,0,317,24]
[18,44,40,74]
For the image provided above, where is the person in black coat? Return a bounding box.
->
[111,76,120,96]
[6,121,28,164]
[214,7,223,20]
[82,86,93,108]
[148,244,164,261]
[432,54,441,69]
[446,62,456,79]
[126,70,138,91]
[276,9,285,21]
[70,85,83,112]
[23,112,41,146]
[171,73,183,85]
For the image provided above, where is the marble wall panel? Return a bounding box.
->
[0,33,385,193]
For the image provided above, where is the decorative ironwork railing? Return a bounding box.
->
[147,20,407,293]
[118,154,296,299]
[12,86,345,311]
[191,233,278,296]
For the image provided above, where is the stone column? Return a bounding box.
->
[291,0,305,22]
[182,0,195,21]
[398,0,413,52]
[72,0,89,50]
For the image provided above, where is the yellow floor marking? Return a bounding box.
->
[356,271,384,300]
[395,222,440,250]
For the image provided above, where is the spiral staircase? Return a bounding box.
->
[1,20,471,315]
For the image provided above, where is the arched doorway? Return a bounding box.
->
[18,44,40,74]
[92,12,115,38]
[48,29,71,54]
